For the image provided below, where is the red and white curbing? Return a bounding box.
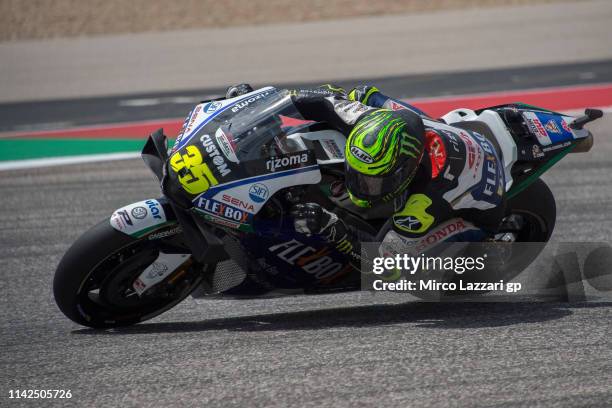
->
[1,83,609,171]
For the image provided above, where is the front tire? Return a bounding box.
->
[54,220,205,328]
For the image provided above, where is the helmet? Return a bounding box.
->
[344,109,425,207]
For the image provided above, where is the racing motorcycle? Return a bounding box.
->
[53,87,602,328]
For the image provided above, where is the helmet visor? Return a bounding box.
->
[344,160,419,202]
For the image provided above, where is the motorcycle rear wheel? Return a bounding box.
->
[53,220,206,328]
[451,177,557,290]
[439,178,557,298]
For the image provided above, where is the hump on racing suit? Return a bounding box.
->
[288,84,507,258]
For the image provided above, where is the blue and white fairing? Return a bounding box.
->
[521,110,589,146]
[173,87,278,153]
[167,88,322,230]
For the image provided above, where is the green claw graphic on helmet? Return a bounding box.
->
[345,110,422,176]
[344,108,425,208]
[347,191,372,208]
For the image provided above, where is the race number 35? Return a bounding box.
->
[170,145,218,194]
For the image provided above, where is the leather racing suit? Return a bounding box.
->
[289,85,507,264]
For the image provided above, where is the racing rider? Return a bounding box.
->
[227,84,506,267]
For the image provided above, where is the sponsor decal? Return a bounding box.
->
[393,194,434,234]
[265,152,309,172]
[415,219,469,252]
[293,88,338,96]
[112,210,133,230]
[231,90,274,113]
[215,127,239,163]
[268,239,344,280]
[525,117,549,142]
[442,130,461,153]
[381,219,476,256]
[145,199,163,220]
[468,131,499,198]
[221,194,255,212]
[545,120,561,134]
[173,107,197,152]
[110,199,168,236]
[169,145,219,195]
[349,145,374,164]
[389,101,406,111]
[132,253,190,295]
[394,215,422,232]
[339,101,369,115]
[131,206,147,219]
[334,100,372,124]
[425,130,447,179]
[203,101,222,113]
[249,183,269,203]
[482,154,498,197]
[561,119,572,133]
[459,131,476,170]
[200,134,231,177]
[148,226,182,240]
[196,197,250,223]
[321,139,344,159]
[543,140,571,153]
[146,262,169,279]
[184,105,202,136]
[440,127,502,209]
[202,213,241,230]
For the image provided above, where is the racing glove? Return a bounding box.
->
[348,85,380,105]
[225,83,254,99]
[291,203,344,239]
[290,203,361,265]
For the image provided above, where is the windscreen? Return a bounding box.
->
[165,88,318,204]
[198,89,313,162]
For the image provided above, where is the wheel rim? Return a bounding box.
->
[75,239,203,325]
[498,210,550,242]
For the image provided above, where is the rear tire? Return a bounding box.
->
[54,220,204,328]
[505,177,556,241]
[469,177,557,285]
[442,178,557,297]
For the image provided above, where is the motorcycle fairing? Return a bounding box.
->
[166,89,313,202]
[191,152,321,230]
[173,86,277,153]
[110,199,173,237]
[521,110,587,146]
[239,233,353,290]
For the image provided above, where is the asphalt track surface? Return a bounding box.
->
[1,106,611,406]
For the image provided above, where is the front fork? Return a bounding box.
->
[109,196,228,296]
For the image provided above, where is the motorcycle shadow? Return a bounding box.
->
[72,301,610,335]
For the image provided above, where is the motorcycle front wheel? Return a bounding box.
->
[53,220,207,328]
